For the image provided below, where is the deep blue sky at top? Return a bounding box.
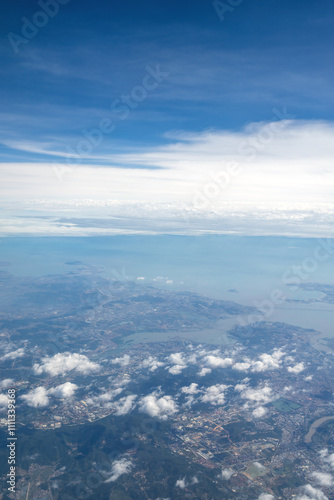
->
[0,0,333,164]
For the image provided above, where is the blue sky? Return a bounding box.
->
[1,0,334,235]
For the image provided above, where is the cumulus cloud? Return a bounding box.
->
[141,356,164,372]
[253,462,265,471]
[221,468,234,480]
[201,384,229,405]
[0,394,9,409]
[288,362,305,374]
[198,367,211,377]
[48,382,78,399]
[1,348,25,360]
[111,354,130,366]
[258,494,275,500]
[0,379,14,389]
[240,384,274,405]
[319,449,334,469]
[181,383,199,395]
[21,387,49,407]
[139,392,178,420]
[33,352,100,376]
[22,382,78,407]
[104,458,133,483]
[252,406,268,418]
[175,478,187,489]
[296,484,328,500]
[112,395,137,416]
[251,349,285,372]
[310,472,334,487]
[168,364,187,375]
[204,355,233,369]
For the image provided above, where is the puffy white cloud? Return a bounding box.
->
[168,364,187,375]
[288,362,305,374]
[296,484,328,500]
[198,367,211,377]
[240,384,274,405]
[168,353,185,365]
[34,352,100,376]
[96,388,124,403]
[204,355,233,369]
[305,375,313,381]
[21,387,49,407]
[258,494,275,500]
[141,356,164,372]
[112,395,137,416]
[252,406,267,418]
[191,475,199,484]
[0,379,14,389]
[253,462,265,471]
[48,382,78,399]
[319,449,334,469]
[111,354,130,366]
[251,349,285,372]
[139,392,178,420]
[221,468,234,480]
[104,458,133,483]
[181,383,199,395]
[0,394,8,409]
[310,472,334,487]
[201,384,229,405]
[233,362,251,371]
[175,478,187,489]
[2,348,25,360]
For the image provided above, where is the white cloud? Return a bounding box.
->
[204,355,233,369]
[2,348,25,360]
[252,406,267,418]
[233,362,251,371]
[198,367,211,377]
[181,383,199,395]
[310,472,334,487]
[201,384,229,405]
[251,349,285,372]
[48,382,78,399]
[239,384,274,405]
[0,394,9,409]
[139,392,178,420]
[191,475,199,484]
[253,462,265,471]
[305,375,313,381]
[319,449,334,469]
[112,395,137,416]
[0,379,14,389]
[33,352,100,376]
[21,387,49,407]
[141,356,164,372]
[258,494,275,500]
[296,484,329,500]
[3,121,334,237]
[111,354,130,366]
[221,468,234,480]
[104,458,133,483]
[288,362,305,374]
[175,478,187,489]
[168,364,187,375]
[168,353,185,365]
